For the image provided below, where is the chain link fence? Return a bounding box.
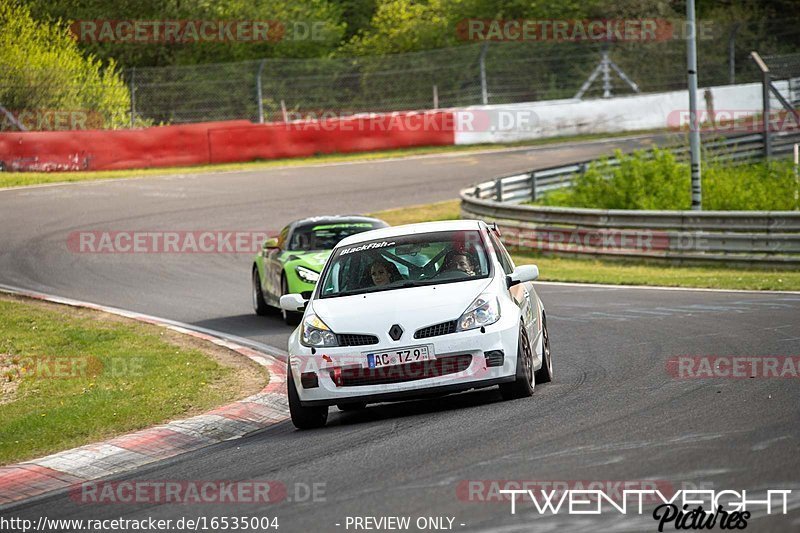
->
[127,21,800,126]
[2,20,799,130]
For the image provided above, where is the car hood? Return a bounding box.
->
[281,251,330,271]
[310,277,493,339]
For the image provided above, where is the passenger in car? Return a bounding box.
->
[444,251,476,276]
[369,258,402,286]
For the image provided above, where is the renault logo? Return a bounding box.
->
[389,324,404,341]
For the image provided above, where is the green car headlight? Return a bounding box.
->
[296,265,320,284]
[301,314,338,347]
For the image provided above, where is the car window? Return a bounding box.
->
[488,231,514,275]
[318,230,491,298]
[288,222,383,251]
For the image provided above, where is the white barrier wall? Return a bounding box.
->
[454,81,789,145]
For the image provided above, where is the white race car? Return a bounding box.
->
[280,220,552,428]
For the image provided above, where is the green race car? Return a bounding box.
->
[252,216,389,324]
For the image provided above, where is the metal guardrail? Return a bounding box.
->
[462,132,800,265]
[471,129,800,204]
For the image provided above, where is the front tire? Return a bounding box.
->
[499,326,535,400]
[288,365,328,429]
[252,266,269,316]
[534,314,553,384]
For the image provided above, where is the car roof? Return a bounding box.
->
[336,220,485,247]
[291,215,387,229]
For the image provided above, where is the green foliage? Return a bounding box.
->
[703,159,800,211]
[341,0,607,56]
[536,149,800,211]
[0,1,129,128]
[24,0,347,67]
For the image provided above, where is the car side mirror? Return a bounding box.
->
[507,264,539,288]
[262,237,279,250]
[280,293,307,312]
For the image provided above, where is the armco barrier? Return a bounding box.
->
[472,129,800,203]
[0,112,455,172]
[461,191,800,266]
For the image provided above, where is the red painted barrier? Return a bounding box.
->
[0,121,249,172]
[208,111,456,163]
[0,112,456,172]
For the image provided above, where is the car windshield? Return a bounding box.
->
[318,230,491,298]
[288,221,383,251]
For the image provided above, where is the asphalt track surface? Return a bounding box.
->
[1,135,799,532]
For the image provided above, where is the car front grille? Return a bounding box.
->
[414,320,457,339]
[331,354,472,387]
[337,333,379,346]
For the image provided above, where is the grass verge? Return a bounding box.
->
[368,201,800,291]
[0,294,267,465]
[0,129,667,189]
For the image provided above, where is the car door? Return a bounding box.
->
[264,225,290,303]
[488,230,538,348]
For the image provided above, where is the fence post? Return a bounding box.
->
[479,43,489,105]
[256,59,266,123]
[728,23,740,84]
[794,144,799,207]
[530,172,537,202]
[433,85,438,109]
[751,51,772,159]
[762,70,772,159]
[495,177,503,202]
[129,67,136,128]
[280,100,288,122]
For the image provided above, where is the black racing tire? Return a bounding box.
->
[534,314,553,384]
[499,326,535,401]
[288,365,328,429]
[252,265,270,316]
[337,402,367,412]
[281,275,303,326]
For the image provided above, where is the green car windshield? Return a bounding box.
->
[318,230,491,298]
[288,222,383,251]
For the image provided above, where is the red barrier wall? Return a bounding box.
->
[208,111,456,163]
[0,112,455,172]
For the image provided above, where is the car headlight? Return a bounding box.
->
[296,265,320,284]
[457,293,500,331]
[301,314,338,347]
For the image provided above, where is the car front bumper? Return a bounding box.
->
[289,320,520,406]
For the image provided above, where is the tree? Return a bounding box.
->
[0,1,129,129]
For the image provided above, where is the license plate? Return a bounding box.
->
[366,345,433,369]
